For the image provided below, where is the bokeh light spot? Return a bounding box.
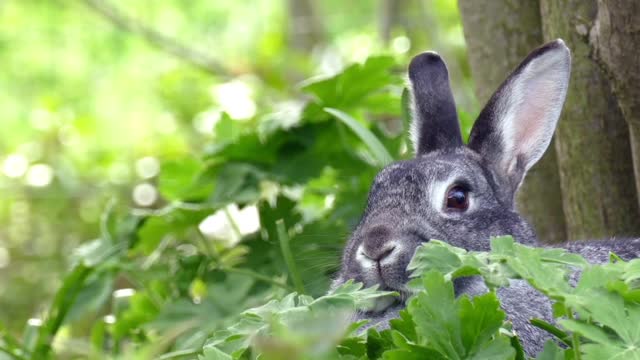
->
[212,80,256,120]
[135,156,160,179]
[193,110,221,134]
[2,154,29,178]
[392,36,411,54]
[132,183,158,207]
[25,164,54,187]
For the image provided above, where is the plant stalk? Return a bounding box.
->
[566,305,582,360]
[276,219,305,294]
[222,267,294,292]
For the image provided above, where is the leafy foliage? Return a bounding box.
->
[194,237,640,360]
[1,35,414,358]
[6,223,640,359]
[7,3,635,360]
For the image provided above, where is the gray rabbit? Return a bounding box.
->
[332,39,640,356]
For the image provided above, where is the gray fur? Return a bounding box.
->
[333,39,640,356]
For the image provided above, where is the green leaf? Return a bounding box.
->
[189,278,208,304]
[208,163,263,204]
[32,264,94,358]
[366,329,394,359]
[113,292,159,339]
[409,240,510,289]
[389,309,417,344]
[135,207,211,255]
[400,87,412,137]
[490,236,516,256]
[407,271,513,360]
[408,240,465,280]
[302,56,398,109]
[158,157,215,201]
[337,337,367,357]
[214,113,242,143]
[535,341,566,360]
[324,108,393,167]
[64,271,114,323]
[382,348,446,360]
[567,290,640,347]
[459,293,506,355]
[580,343,640,360]
[559,319,613,345]
[199,346,233,360]
[204,281,393,358]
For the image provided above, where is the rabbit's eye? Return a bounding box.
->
[446,185,469,211]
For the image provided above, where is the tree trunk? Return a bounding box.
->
[287,0,324,52]
[379,0,404,46]
[540,0,640,240]
[590,0,640,210]
[458,0,567,243]
[377,0,431,52]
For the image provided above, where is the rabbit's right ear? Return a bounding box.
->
[468,40,571,192]
[408,52,463,155]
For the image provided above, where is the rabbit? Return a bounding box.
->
[332,39,640,356]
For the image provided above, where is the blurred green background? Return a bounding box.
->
[0,0,476,357]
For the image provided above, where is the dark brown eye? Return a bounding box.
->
[446,185,469,211]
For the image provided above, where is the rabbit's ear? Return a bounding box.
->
[468,39,571,188]
[408,52,463,155]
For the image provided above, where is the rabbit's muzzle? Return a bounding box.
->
[343,219,432,309]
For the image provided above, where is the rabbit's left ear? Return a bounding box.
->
[468,39,571,189]
[408,52,463,155]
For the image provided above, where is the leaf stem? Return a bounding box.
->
[0,323,27,358]
[276,219,305,294]
[566,305,582,360]
[196,231,216,260]
[0,346,26,360]
[222,267,294,292]
[530,318,571,346]
[32,264,93,358]
[121,271,163,310]
[324,107,393,167]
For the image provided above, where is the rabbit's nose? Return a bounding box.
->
[361,225,396,262]
[362,245,396,262]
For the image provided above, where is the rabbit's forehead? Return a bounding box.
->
[376,149,485,185]
[368,149,492,212]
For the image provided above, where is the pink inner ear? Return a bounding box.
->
[516,96,547,148]
[508,74,564,170]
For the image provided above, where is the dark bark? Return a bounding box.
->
[287,0,324,52]
[377,0,431,52]
[458,0,567,243]
[541,0,640,240]
[379,0,404,46]
[590,0,640,209]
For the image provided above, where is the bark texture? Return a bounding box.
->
[287,0,324,52]
[458,0,567,243]
[379,0,406,46]
[377,0,431,52]
[541,0,640,240]
[590,0,640,209]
